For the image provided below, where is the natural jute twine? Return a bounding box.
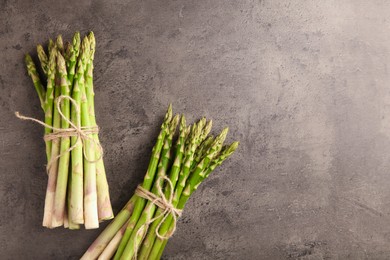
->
[133,175,182,258]
[15,95,103,173]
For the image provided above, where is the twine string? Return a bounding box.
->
[15,95,103,173]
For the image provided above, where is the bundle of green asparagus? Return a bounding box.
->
[19,31,113,229]
[81,105,238,259]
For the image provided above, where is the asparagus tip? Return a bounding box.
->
[25,53,32,63]
[24,54,37,76]
[88,31,96,60]
[36,44,46,56]
[72,32,81,57]
[169,115,180,133]
[88,31,95,46]
[73,31,81,44]
[81,36,90,61]
[180,115,186,131]
[227,141,239,154]
[199,117,206,129]
[215,127,229,145]
[56,51,67,74]
[56,34,64,50]
[165,104,173,122]
[221,127,229,136]
[48,38,54,51]
[203,120,213,137]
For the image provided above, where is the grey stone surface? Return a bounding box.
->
[1,0,390,259]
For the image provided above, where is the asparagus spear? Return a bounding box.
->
[76,36,100,229]
[25,50,55,228]
[85,32,114,221]
[60,34,82,230]
[81,195,137,260]
[114,105,173,259]
[120,115,179,259]
[68,36,86,225]
[43,50,62,228]
[52,52,72,227]
[42,38,66,228]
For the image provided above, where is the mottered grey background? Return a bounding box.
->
[1,0,390,259]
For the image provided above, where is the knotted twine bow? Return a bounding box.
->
[133,175,182,259]
[15,95,103,173]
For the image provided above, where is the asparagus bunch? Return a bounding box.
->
[82,105,238,259]
[24,32,113,229]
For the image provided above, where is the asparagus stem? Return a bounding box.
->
[120,115,179,259]
[64,88,83,230]
[155,242,165,260]
[69,36,87,225]
[86,32,114,221]
[81,195,136,260]
[114,105,173,260]
[25,54,45,110]
[52,52,72,227]
[67,168,80,229]
[42,58,61,228]
[78,36,99,229]
[138,116,187,259]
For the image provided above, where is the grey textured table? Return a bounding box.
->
[1,0,390,259]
